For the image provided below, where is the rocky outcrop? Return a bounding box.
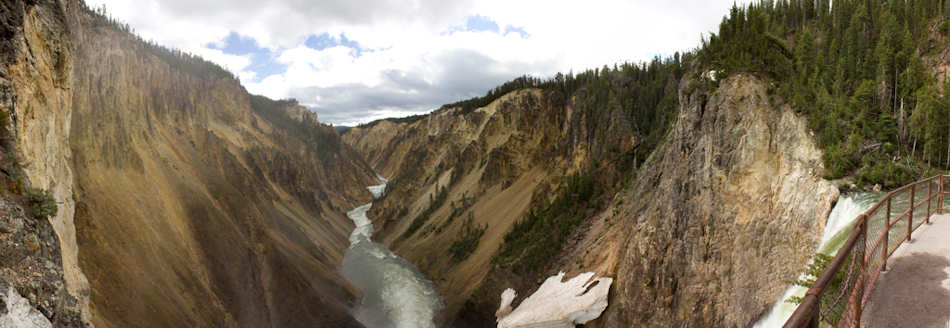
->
[0,198,83,327]
[598,74,838,327]
[1,0,90,324]
[1,283,53,328]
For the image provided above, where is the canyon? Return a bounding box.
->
[344,73,839,327]
[0,1,898,328]
[2,1,379,327]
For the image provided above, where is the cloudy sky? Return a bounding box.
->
[86,0,747,126]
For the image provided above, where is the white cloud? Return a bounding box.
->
[190,48,252,73]
[84,0,748,124]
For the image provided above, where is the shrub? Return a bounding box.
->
[786,252,852,325]
[448,214,486,262]
[822,141,858,180]
[0,109,10,136]
[401,183,449,239]
[27,188,57,219]
[493,172,598,273]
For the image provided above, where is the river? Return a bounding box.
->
[341,176,444,328]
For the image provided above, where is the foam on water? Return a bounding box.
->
[754,193,880,328]
[347,203,375,244]
[367,174,389,199]
[342,176,443,328]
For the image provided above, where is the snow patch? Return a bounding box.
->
[496,272,612,328]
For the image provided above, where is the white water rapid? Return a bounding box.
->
[341,177,443,328]
[753,193,880,327]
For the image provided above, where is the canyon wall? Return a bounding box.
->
[345,89,589,319]
[2,1,380,326]
[345,74,838,327]
[2,1,842,326]
[596,74,838,327]
[67,8,378,327]
[1,0,88,325]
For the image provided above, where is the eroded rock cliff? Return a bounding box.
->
[66,8,377,328]
[345,73,838,327]
[1,0,88,325]
[595,74,838,327]
[344,82,660,323]
[344,90,578,318]
[2,0,380,327]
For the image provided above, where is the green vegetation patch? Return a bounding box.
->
[699,0,950,187]
[448,213,486,262]
[402,183,449,239]
[27,188,57,219]
[786,252,854,325]
[493,172,598,274]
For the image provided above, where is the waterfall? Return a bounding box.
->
[753,193,880,328]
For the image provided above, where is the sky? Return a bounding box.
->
[85,0,748,126]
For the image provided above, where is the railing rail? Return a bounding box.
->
[784,174,949,328]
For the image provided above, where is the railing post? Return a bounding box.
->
[909,184,915,241]
[854,215,867,328]
[883,197,890,271]
[928,178,932,224]
[940,175,945,215]
[808,304,819,328]
[861,214,868,261]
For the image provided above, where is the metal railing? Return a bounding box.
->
[784,174,949,328]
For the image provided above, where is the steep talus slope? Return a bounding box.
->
[344,81,660,322]
[66,8,377,328]
[597,74,837,327]
[344,90,573,313]
[345,73,838,327]
[3,0,380,326]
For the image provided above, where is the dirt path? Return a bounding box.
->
[862,213,950,328]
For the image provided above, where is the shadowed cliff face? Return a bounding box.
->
[0,1,380,326]
[345,74,837,327]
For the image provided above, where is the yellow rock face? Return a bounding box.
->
[8,1,90,324]
[601,75,838,327]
